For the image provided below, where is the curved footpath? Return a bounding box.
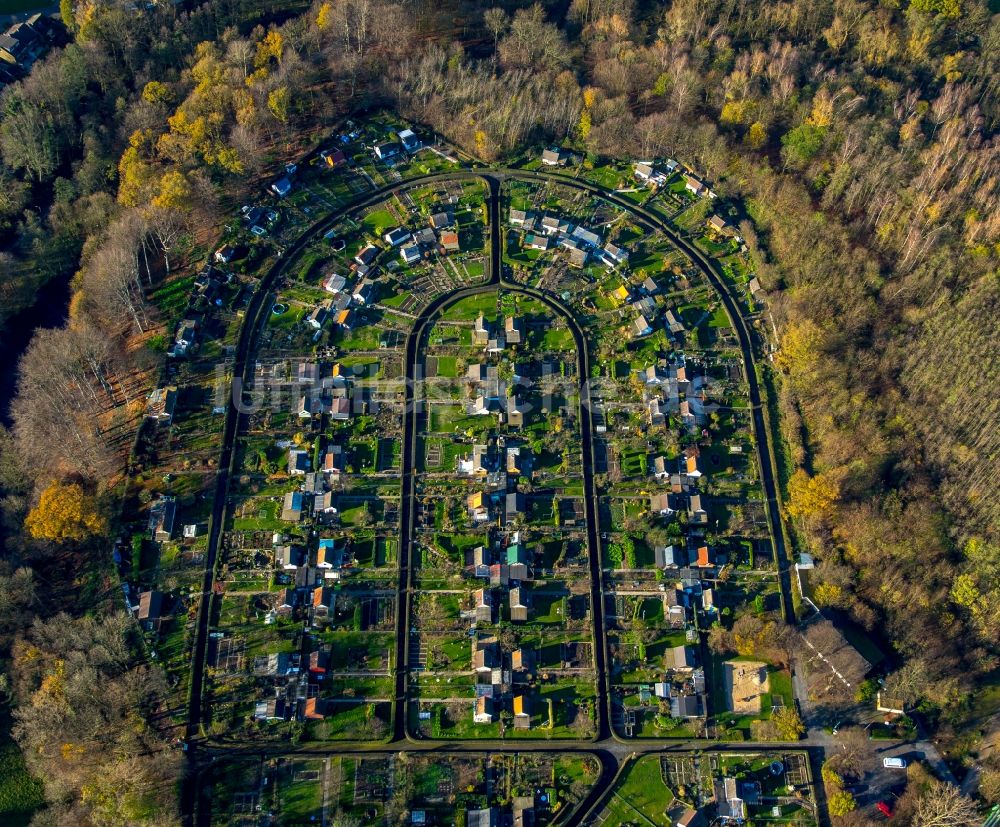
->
[181,166,810,826]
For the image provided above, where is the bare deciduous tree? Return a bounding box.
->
[912,781,980,827]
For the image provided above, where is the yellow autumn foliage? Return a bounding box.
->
[151,170,192,210]
[316,2,333,29]
[255,30,284,69]
[25,482,107,543]
[786,469,840,520]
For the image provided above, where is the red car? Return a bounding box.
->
[876,801,894,818]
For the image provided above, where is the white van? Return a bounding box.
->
[883,757,908,769]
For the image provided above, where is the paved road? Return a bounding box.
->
[493,278,612,740]
[180,166,809,825]
[191,738,827,826]
[393,217,500,737]
[506,169,795,624]
[393,178,614,741]
[184,171,483,741]
[180,170,490,824]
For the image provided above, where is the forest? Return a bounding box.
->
[0,0,998,822]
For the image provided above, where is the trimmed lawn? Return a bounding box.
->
[531,592,568,624]
[709,304,731,328]
[603,755,673,826]
[277,760,324,822]
[308,701,391,741]
[554,754,600,787]
[432,355,459,377]
[232,497,288,532]
[585,163,629,191]
[268,303,307,329]
[433,533,481,562]
[334,325,382,351]
[428,405,489,434]
[541,326,575,350]
[361,208,397,234]
[439,292,497,322]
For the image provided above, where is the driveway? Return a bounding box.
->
[794,651,959,819]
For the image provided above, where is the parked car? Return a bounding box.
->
[883,757,907,769]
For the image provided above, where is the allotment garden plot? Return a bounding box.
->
[126,108,806,826]
[593,750,817,827]
[499,177,786,741]
[205,751,601,826]
[408,290,599,740]
[203,178,490,743]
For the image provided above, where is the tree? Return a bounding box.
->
[268,87,291,123]
[828,790,857,817]
[11,325,120,480]
[731,612,772,657]
[255,30,284,69]
[855,678,879,703]
[25,481,107,542]
[315,2,335,32]
[0,566,37,640]
[145,206,188,274]
[746,121,767,149]
[78,214,151,333]
[910,0,962,18]
[772,706,805,741]
[117,130,155,207]
[883,661,935,708]
[141,80,173,105]
[781,123,826,168]
[823,727,870,777]
[786,469,839,520]
[813,582,843,607]
[151,170,192,211]
[0,172,30,234]
[950,538,1000,643]
[720,100,749,126]
[10,612,180,822]
[0,82,71,181]
[484,7,509,57]
[59,0,76,32]
[821,761,843,788]
[912,781,979,827]
[980,765,1000,804]
[498,4,570,72]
